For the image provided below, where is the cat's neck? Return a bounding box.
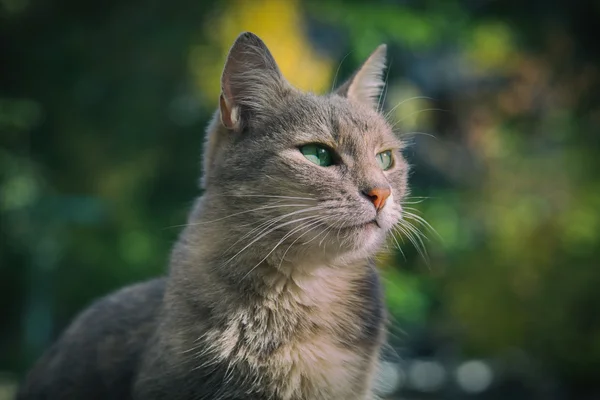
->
[174,226,366,304]
[168,223,378,341]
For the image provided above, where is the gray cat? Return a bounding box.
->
[18,32,409,400]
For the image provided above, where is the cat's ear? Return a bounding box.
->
[334,44,387,110]
[219,32,292,132]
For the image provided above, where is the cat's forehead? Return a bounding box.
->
[328,96,392,142]
[275,93,397,148]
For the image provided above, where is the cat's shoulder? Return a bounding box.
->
[17,278,167,400]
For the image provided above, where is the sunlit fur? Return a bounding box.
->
[18,32,411,400]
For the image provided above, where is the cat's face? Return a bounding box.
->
[201,33,408,266]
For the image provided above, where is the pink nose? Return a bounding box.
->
[363,187,391,211]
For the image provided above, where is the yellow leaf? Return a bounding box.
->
[190,0,334,104]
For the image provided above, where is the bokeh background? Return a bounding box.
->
[2,0,600,398]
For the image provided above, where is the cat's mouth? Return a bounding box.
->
[368,220,380,228]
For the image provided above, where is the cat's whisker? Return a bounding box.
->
[390,108,449,130]
[322,216,344,248]
[222,214,327,269]
[402,209,442,242]
[393,224,418,257]
[303,216,335,247]
[331,51,353,91]
[222,206,324,254]
[277,218,331,270]
[241,216,329,281]
[384,96,435,121]
[397,131,437,140]
[330,214,351,248]
[400,199,427,205]
[221,194,317,201]
[400,218,429,245]
[318,228,333,248]
[393,223,429,265]
[381,315,408,342]
[332,214,349,244]
[165,203,314,229]
[306,217,337,248]
[403,196,431,200]
[303,217,334,247]
[401,222,430,264]
[402,207,430,219]
[389,231,406,261]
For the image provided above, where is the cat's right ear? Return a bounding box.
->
[219,32,292,132]
[334,45,387,111]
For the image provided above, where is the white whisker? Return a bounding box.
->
[389,231,406,261]
[221,194,317,201]
[222,214,325,268]
[222,206,323,254]
[277,218,330,270]
[384,96,435,120]
[403,209,442,242]
[331,51,353,91]
[398,131,437,139]
[166,203,314,229]
[240,216,329,281]
[394,223,429,265]
[390,108,448,130]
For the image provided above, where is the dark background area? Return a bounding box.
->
[2,0,600,398]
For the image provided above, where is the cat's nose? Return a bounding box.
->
[362,187,391,212]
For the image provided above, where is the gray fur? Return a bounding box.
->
[18,32,409,400]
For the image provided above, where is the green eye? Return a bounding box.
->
[300,144,333,167]
[376,150,393,170]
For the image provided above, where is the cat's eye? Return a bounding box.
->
[300,144,333,167]
[376,150,393,170]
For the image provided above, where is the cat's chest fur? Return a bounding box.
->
[202,266,384,399]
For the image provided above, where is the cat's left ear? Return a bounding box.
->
[334,45,387,110]
[219,32,294,132]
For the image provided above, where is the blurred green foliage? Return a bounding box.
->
[2,0,600,398]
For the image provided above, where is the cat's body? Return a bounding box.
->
[18,32,409,400]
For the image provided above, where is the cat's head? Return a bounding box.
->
[199,32,408,267]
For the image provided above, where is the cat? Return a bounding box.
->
[17,32,409,400]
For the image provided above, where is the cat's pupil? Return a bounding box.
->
[300,144,333,167]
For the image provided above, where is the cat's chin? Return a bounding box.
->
[331,222,388,256]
